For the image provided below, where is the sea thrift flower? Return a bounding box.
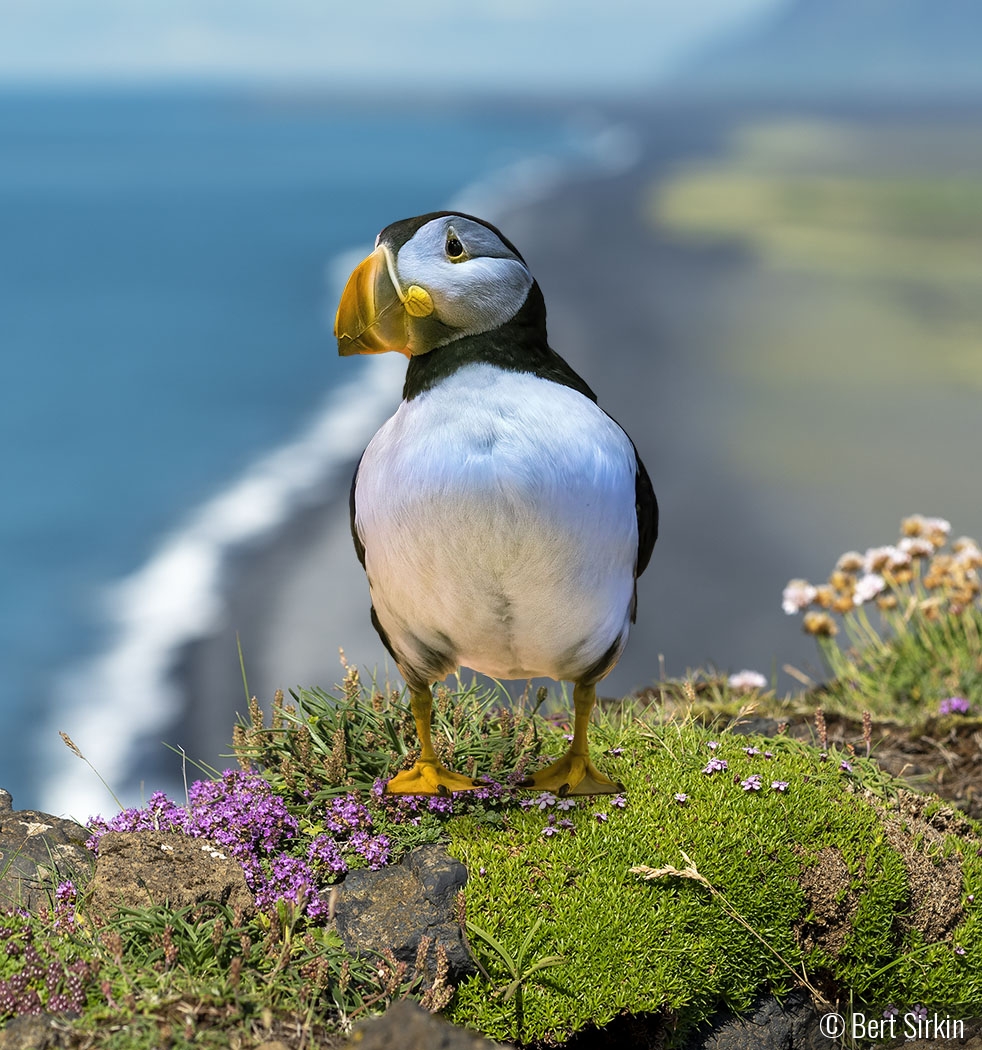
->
[940,696,971,716]
[803,611,838,636]
[899,536,934,558]
[853,573,886,604]
[863,545,911,573]
[728,670,767,693]
[782,579,817,614]
[835,551,865,573]
[954,537,982,567]
[902,514,951,540]
[741,775,762,791]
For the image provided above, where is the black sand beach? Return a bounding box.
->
[173,100,982,782]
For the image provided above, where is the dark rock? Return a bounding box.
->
[0,790,92,914]
[683,991,824,1050]
[87,831,255,919]
[0,1013,61,1050]
[728,717,783,738]
[336,845,474,984]
[348,999,508,1050]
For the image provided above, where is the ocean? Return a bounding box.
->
[0,88,637,817]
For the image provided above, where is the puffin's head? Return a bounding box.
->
[335,212,533,358]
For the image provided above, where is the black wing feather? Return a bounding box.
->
[348,450,367,570]
[633,446,657,578]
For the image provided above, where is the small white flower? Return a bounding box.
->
[863,545,911,573]
[954,538,982,567]
[728,670,768,692]
[923,516,952,535]
[853,573,886,604]
[782,579,817,615]
[905,513,951,537]
[899,536,934,557]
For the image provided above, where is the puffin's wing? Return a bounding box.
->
[634,445,657,578]
[349,451,367,570]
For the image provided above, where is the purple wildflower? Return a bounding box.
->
[707,741,719,751]
[536,792,558,811]
[703,758,728,775]
[53,881,78,932]
[771,781,789,793]
[307,835,347,878]
[594,812,608,823]
[427,796,453,817]
[741,774,762,792]
[940,696,972,716]
[350,830,391,870]
[253,854,319,914]
[556,797,577,811]
[542,825,558,837]
[742,746,760,757]
[674,793,688,804]
[610,794,627,809]
[324,795,373,833]
[955,946,966,956]
[840,760,853,773]
[608,747,624,757]
[557,819,575,833]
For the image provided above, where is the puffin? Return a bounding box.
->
[335,212,657,796]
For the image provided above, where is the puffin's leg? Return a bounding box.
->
[519,681,624,796]
[386,685,484,795]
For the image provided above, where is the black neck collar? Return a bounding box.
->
[402,282,597,404]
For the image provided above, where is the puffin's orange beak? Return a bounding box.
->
[335,246,409,357]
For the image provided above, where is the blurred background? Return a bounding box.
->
[1,0,980,818]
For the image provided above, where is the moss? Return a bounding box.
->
[445,719,982,1045]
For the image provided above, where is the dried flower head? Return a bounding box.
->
[835,551,865,573]
[803,611,838,636]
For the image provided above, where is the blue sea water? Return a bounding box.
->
[0,88,628,814]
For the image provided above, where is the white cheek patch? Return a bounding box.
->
[395,221,533,339]
[431,256,533,334]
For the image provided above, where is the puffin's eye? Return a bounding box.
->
[445,231,465,260]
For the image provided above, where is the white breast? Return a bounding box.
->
[353,363,639,684]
